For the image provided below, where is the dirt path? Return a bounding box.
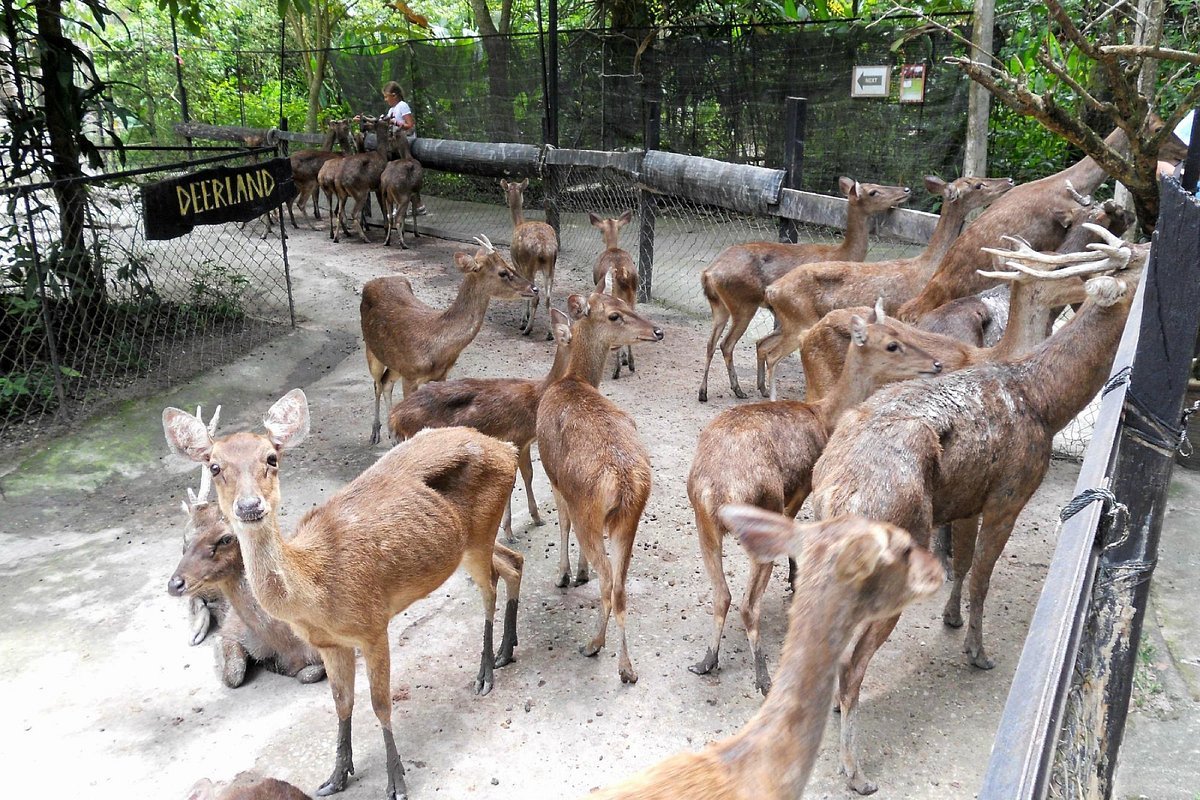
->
[0,224,1086,799]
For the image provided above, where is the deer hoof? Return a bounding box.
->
[316,767,354,796]
[688,649,718,675]
[966,648,995,671]
[573,571,590,587]
[580,641,602,658]
[733,387,748,400]
[619,665,638,684]
[698,388,708,402]
[296,665,327,683]
[555,573,571,589]
[847,775,879,796]
[942,609,964,629]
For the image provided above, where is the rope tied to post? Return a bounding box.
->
[1101,365,1132,397]
[1178,398,1200,457]
[1060,487,1131,552]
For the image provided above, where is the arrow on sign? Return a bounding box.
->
[857,72,883,88]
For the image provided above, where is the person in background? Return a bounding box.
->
[1158,109,1195,193]
[379,81,427,215]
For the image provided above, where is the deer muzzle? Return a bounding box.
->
[234,497,268,523]
[640,327,665,342]
[167,574,187,597]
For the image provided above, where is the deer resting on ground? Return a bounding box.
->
[536,292,663,683]
[687,306,941,695]
[163,392,525,800]
[810,228,1147,794]
[588,505,942,800]
[360,236,537,444]
[698,177,912,402]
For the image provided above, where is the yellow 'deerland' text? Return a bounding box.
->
[175,168,277,216]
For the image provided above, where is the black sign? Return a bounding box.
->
[142,158,297,240]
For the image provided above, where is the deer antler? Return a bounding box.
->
[472,234,496,254]
[1064,179,1092,207]
[978,224,1134,281]
[184,405,220,509]
[872,297,886,322]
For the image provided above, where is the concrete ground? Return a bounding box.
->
[0,217,1196,799]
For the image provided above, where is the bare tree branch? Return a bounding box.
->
[1035,44,1115,116]
[1100,45,1200,65]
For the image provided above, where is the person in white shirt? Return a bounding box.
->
[379,81,426,215]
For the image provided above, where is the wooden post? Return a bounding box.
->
[1060,172,1200,797]
[962,0,994,178]
[638,100,660,303]
[778,96,806,243]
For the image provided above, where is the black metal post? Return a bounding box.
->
[169,11,192,155]
[540,0,560,237]
[1182,105,1200,194]
[1077,171,1200,797]
[278,20,286,131]
[637,100,660,303]
[778,96,806,243]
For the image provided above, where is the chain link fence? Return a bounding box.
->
[0,148,293,451]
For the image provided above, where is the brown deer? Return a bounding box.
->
[186,772,311,800]
[163,393,525,800]
[698,177,912,402]
[360,236,537,444]
[687,308,942,695]
[757,175,1015,399]
[589,210,639,378]
[287,119,353,229]
[168,463,325,688]
[380,132,424,249]
[332,116,394,244]
[501,178,558,338]
[535,292,663,682]
[588,505,943,800]
[810,234,1146,795]
[894,120,1169,320]
[387,308,574,542]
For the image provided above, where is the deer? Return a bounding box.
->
[380,132,423,249]
[500,178,558,338]
[894,117,1177,321]
[186,772,311,800]
[287,119,353,230]
[698,177,913,402]
[387,307,574,542]
[687,307,942,695]
[588,505,943,800]
[163,393,525,800]
[168,460,326,688]
[360,236,537,445]
[589,210,639,378]
[808,229,1147,795]
[535,292,664,683]
[332,116,395,244]
[756,175,1015,400]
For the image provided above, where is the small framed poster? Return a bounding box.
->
[899,63,927,104]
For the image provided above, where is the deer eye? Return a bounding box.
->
[499,270,509,279]
[886,342,900,352]
[266,453,278,468]
[218,534,235,547]
[209,463,221,476]
[976,183,984,189]
[869,189,878,196]
[608,312,621,321]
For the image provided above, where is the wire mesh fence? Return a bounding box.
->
[0,149,293,450]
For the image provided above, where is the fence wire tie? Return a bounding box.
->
[1101,365,1132,397]
[1060,487,1129,550]
[1178,399,1200,458]
[1123,390,1186,455]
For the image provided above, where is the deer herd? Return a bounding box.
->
[162,114,1162,800]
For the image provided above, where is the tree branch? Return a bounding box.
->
[1100,45,1200,65]
[1035,44,1114,116]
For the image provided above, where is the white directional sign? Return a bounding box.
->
[852,65,891,98]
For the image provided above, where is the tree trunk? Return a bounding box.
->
[306,47,328,134]
[35,0,105,318]
[467,0,517,141]
[962,0,995,178]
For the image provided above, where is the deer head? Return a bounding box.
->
[566,292,663,349]
[454,236,538,299]
[839,176,912,213]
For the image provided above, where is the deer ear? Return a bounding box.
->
[923,175,946,195]
[834,526,894,585]
[850,314,869,346]
[852,181,864,198]
[566,294,590,319]
[838,176,855,196]
[263,389,309,452]
[500,179,509,191]
[588,212,602,227]
[873,297,886,322]
[1052,208,1076,229]
[618,209,633,225]
[550,308,572,344]
[518,177,529,190]
[943,181,961,203]
[454,252,480,273]
[719,504,805,562]
[163,408,215,463]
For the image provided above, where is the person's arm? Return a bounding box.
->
[399,112,415,133]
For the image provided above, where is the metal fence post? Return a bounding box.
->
[541,0,560,238]
[637,100,660,303]
[778,96,806,243]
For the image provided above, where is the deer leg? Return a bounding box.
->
[366,350,389,445]
[316,646,357,796]
[962,508,1020,670]
[286,198,299,230]
[700,301,732,402]
[353,194,372,244]
[717,307,756,400]
[518,444,543,529]
[741,560,776,697]
[782,492,809,593]
[608,515,639,684]
[576,519,613,659]
[689,508,729,676]
[543,271,556,342]
[188,596,215,646]
[361,637,407,800]
[942,516,979,629]
[625,344,635,373]
[491,544,524,667]
[755,330,781,398]
[462,547,501,695]
[553,487,574,588]
[766,331,802,401]
[838,614,902,796]
[219,636,249,688]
